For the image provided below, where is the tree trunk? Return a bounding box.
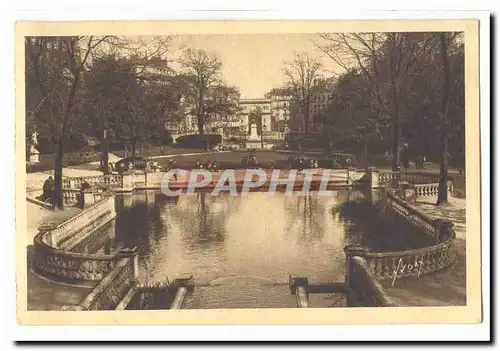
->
[364,141,368,169]
[101,128,109,174]
[53,138,64,210]
[303,102,310,134]
[131,141,136,159]
[437,33,450,206]
[389,37,401,172]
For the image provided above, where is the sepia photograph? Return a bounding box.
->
[14,19,482,326]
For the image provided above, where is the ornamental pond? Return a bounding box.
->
[71,189,434,309]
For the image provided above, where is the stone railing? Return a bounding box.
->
[69,252,139,310]
[413,182,454,198]
[345,254,397,307]
[39,195,116,249]
[62,174,123,189]
[62,188,81,207]
[378,171,440,186]
[345,190,456,282]
[33,195,119,283]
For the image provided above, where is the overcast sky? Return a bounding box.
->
[168,34,342,99]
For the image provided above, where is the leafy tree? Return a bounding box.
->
[315,33,440,170]
[25,36,112,209]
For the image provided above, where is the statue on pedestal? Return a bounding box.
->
[29,132,40,164]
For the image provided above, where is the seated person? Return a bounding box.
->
[42,176,54,201]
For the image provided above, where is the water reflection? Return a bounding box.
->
[111,190,369,285]
[70,189,433,308]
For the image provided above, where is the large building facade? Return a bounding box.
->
[288,77,335,133]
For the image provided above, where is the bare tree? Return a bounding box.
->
[315,33,438,170]
[283,52,322,134]
[179,49,223,139]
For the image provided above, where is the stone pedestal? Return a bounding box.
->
[29,152,40,164]
[82,189,95,208]
[249,123,258,140]
[120,171,135,192]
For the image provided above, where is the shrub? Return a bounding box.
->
[175,134,222,149]
[151,129,173,146]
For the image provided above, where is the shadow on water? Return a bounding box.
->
[333,190,436,251]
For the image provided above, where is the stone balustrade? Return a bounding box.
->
[62,189,81,207]
[62,174,123,189]
[33,195,119,283]
[378,171,440,186]
[413,182,454,198]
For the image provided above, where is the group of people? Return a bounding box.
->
[288,155,320,170]
[196,159,219,172]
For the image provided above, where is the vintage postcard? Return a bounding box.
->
[15,19,482,326]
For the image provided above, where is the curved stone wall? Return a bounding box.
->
[32,196,122,283]
[346,190,457,282]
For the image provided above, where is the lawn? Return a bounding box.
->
[154,150,293,170]
[112,145,207,158]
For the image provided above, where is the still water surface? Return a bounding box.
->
[106,190,385,308]
[73,189,431,308]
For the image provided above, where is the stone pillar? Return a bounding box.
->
[82,189,95,208]
[121,171,135,192]
[397,181,415,202]
[343,246,370,307]
[435,219,454,242]
[118,247,140,281]
[368,167,380,189]
[37,223,57,247]
[289,276,308,295]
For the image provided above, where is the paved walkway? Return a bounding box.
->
[386,195,466,306]
[26,202,87,311]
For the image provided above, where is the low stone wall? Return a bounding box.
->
[33,196,119,283]
[345,190,456,282]
[73,253,138,310]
